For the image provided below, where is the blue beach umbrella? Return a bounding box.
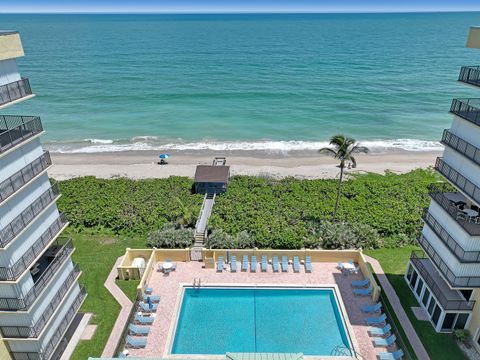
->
[159,154,170,159]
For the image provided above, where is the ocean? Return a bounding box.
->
[2,12,479,153]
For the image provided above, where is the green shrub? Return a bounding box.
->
[147,223,194,248]
[453,329,470,344]
[205,229,234,249]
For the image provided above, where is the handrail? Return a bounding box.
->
[0,115,42,153]
[441,129,480,168]
[0,183,60,248]
[410,251,476,310]
[435,157,480,206]
[450,98,480,127]
[194,193,208,234]
[0,78,33,107]
[0,151,52,203]
[459,66,480,87]
[0,215,67,281]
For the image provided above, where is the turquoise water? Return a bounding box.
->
[2,13,480,153]
[171,287,351,355]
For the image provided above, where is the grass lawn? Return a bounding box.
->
[365,246,467,360]
[68,231,144,360]
[116,279,140,301]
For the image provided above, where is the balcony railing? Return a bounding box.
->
[0,263,80,311]
[441,129,480,167]
[0,151,52,204]
[459,66,480,87]
[9,287,86,360]
[0,78,33,107]
[0,115,42,153]
[423,211,480,262]
[0,184,60,248]
[435,157,480,205]
[0,215,68,281]
[410,251,476,311]
[428,184,480,236]
[450,98,480,127]
[417,234,480,287]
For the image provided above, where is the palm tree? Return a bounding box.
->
[174,197,195,228]
[319,135,369,220]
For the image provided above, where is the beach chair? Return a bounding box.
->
[143,294,160,303]
[365,313,387,326]
[353,286,373,296]
[352,278,370,288]
[368,324,391,337]
[139,302,157,312]
[361,302,382,313]
[261,256,268,272]
[230,255,237,272]
[304,256,312,273]
[250,256,257,272]
[134,313,154,325]
[378,349,404,360]
[125,335,147,349]
[128,324,150,336]
[293,256,300,273]
[217,256,224,272]
[272,256,280,272]
[374,334,397,347]
[242,255,248,271]
[281,256,289,272]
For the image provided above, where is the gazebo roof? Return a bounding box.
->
[194,165,230,183]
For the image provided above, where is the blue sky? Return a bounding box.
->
[2,0,480,13]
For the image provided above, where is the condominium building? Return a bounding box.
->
[405,26,480,346]
[0,31,85,359]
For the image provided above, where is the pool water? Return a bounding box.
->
[171,287,352,355]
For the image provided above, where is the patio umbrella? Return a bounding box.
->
[159,154,170,159]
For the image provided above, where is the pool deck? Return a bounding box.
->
[127,261,393,359]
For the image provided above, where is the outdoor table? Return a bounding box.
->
[464,209,479,217]
[342,262,355,270]
[162,262,173,271]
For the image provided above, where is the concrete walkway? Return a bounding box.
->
[365,255,430,360]
[101,256,134,358]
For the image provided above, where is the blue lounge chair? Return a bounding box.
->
[305,256,312,273]
[378,349,404,360]
[281,256,289,272]
[353,286,373,296]
[125,335,147,349]
[272,256,280,272]
[293,256,300,273]
[134,313,154,325]
[365,313,387,326]
[368,324,391,337]
[261,256,268,272]
[250,256,257,272]
[230,255,237,272]
[128,324,150,336]
[362,302,382,313]
[143,294,160,303]
[139,302,157,312]
[217,256,224,272]
[374,334,397,347]
[242,255,248,271]
[352,278,370,288]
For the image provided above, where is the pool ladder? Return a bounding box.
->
[193,278,202,291]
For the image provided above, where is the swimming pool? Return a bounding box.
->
[171,287,353,356]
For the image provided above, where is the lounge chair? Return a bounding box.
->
[368,324,391,337]
[351,278,370,288]
[134,313,154,325]
[305,256,312,273]
[125,335,147,349]
[281,256,289,272]
[365,313,387,326]
[293,256,300,273]
[217,256,224,272]
[143,294,160,303]
[261,256,268,272]
[128,324,150,336]
[272,256,280,272]
[139,302,157,312]
[374,334,397,347]
[230,255,237,272]
[242,255,248,272]
[353,286,373,296]
[378,349,404,360]
[250,256,257,272]
[361,302,382,313]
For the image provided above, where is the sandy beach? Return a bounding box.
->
[48,150,442,180]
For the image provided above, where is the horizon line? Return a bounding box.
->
[1,10,480,14]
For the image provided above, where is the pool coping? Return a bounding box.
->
[163,283,359,360]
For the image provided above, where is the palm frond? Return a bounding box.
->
[318,148,337,157]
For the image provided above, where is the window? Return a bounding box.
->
[410,270,418,290]
[416,278,424,297]
[460,289,473,301]
[441,313,456,331]
[432,305,442,326]
[406,264,414,281]
[455,314,469,330]
[428,298,436,315]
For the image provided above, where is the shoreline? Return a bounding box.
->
[49,150,441,180]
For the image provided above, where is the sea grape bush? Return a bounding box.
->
[147,223,194,248]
